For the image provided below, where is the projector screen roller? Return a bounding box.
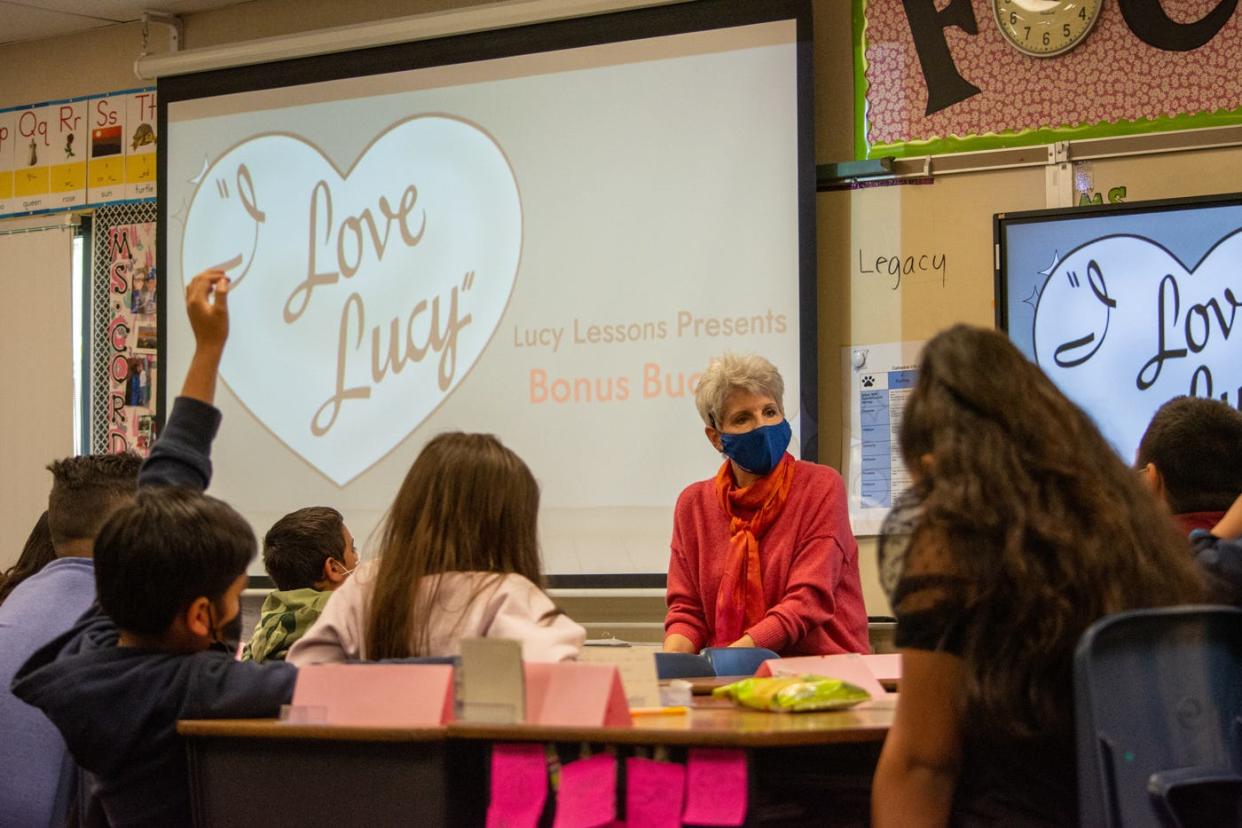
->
[160,1,815,584]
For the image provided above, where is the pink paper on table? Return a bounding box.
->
[682,748,747,826]
[755,654,886,699]
[525,662,630,727]
[290,664,454,725]
[862,653,902,683]
[553,754,617,828]
[486,743,548,828]
[626,757,685,828]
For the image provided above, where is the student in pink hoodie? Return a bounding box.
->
[288,433,584,665]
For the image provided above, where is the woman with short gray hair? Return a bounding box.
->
[664,353,869,656]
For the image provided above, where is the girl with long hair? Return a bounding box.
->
[0,512,56,607]
[871,325,1204,827]
[288,432,584,663]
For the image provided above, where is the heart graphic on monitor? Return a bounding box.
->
[1034,231,1242,460]
[180,115,523,485]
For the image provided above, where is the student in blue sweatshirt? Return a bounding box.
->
[13,270,297,827]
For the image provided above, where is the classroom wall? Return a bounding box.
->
[0,1,965,620]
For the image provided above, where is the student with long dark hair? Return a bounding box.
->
[288,433,584,663]
[871,325,1204,827]
[0,511,55,607]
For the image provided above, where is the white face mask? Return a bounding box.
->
[332,559,357,578]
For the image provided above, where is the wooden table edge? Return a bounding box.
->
[177,719,449,742]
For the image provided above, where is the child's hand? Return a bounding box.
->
[186,270,230,352]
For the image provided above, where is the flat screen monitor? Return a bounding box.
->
[996,192,1242,465]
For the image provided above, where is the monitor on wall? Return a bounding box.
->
[158,0,816,586]
[996,192,1242,465]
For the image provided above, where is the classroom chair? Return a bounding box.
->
[703,646,780,677]
[1074,605,1242,828]
[653,652,714,679]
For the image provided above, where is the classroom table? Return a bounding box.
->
[179,700,893,826]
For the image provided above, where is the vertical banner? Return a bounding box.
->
[0,110,14,215]
[125,90,156,198]
[14,105,51,212]
[105,220,159,455]
[49,99,87,209]
[88,94,126,203]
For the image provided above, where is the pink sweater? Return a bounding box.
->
[287,563,585,665]
[665,459,870,656]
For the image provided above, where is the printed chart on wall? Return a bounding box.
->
[161,6,813,580]
[842,341,923,535]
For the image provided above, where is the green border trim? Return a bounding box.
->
[852,0,869,161]
[853,2,1242,160]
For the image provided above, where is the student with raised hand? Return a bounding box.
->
[871,325,1204,828]
[0,459,140,827]
[243,506,359,662]
[12,271,298,828]
[287,432,585,664]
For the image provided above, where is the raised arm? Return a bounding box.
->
[138,271,229,491]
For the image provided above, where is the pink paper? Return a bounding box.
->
[525,662,631,727]
[626,757,685,828]
[291,664,454,726]
[486,743,548,828]
[682,748,747,826]
[553,754,617,828]
[756,654,886,699]
[861,653,902,683]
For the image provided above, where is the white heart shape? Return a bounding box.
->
[1034,231,1242,459]
[180,116,522,484]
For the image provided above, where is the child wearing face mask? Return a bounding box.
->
[13,270,297,827]
[242,506,359,662]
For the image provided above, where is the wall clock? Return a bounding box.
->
[993,0,1104,57]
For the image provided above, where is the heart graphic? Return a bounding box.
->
[180,115,522,484]
[1033,231,1242,460]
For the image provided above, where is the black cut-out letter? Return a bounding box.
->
[1119,0,1237,51]
[901,0,981,115]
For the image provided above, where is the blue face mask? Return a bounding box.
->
[718,419,792,477]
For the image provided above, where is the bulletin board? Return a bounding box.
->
[90,199,159,456]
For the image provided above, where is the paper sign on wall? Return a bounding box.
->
[13,105,51,211]
[0,110,14,215]
[49,100,87,208]
[88,94,126,203]
[125,91,157,198]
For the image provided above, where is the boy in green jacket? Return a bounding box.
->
[243,507,357,662]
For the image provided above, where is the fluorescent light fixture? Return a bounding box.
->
[135,0,696,79]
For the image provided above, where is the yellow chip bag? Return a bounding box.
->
[712,674,870,712]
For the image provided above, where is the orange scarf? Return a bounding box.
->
[712,453,795,646]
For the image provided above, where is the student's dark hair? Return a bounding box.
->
[46,453,143,547]
[0,511,56,606]
[882,325,1203,741]
[1136,395,1242,515]
[262,506,346,591]
[366,432,551,659]
[94,487,255,635]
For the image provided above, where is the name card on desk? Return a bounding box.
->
[460,638,526,724]
[577,646,661,709]
[755,654,888,699]
[525,662,631,727]
[291,664,454,726]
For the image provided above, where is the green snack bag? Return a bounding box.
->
[712,674,871,712]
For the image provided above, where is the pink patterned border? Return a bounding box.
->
[864,0,1242,147]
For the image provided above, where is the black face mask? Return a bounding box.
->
[207,604,244,655]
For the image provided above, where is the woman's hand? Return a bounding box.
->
[663,633,697,653]
[728,634,756,648]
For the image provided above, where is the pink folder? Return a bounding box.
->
[524,662,630,727]
[290,663,454,726]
